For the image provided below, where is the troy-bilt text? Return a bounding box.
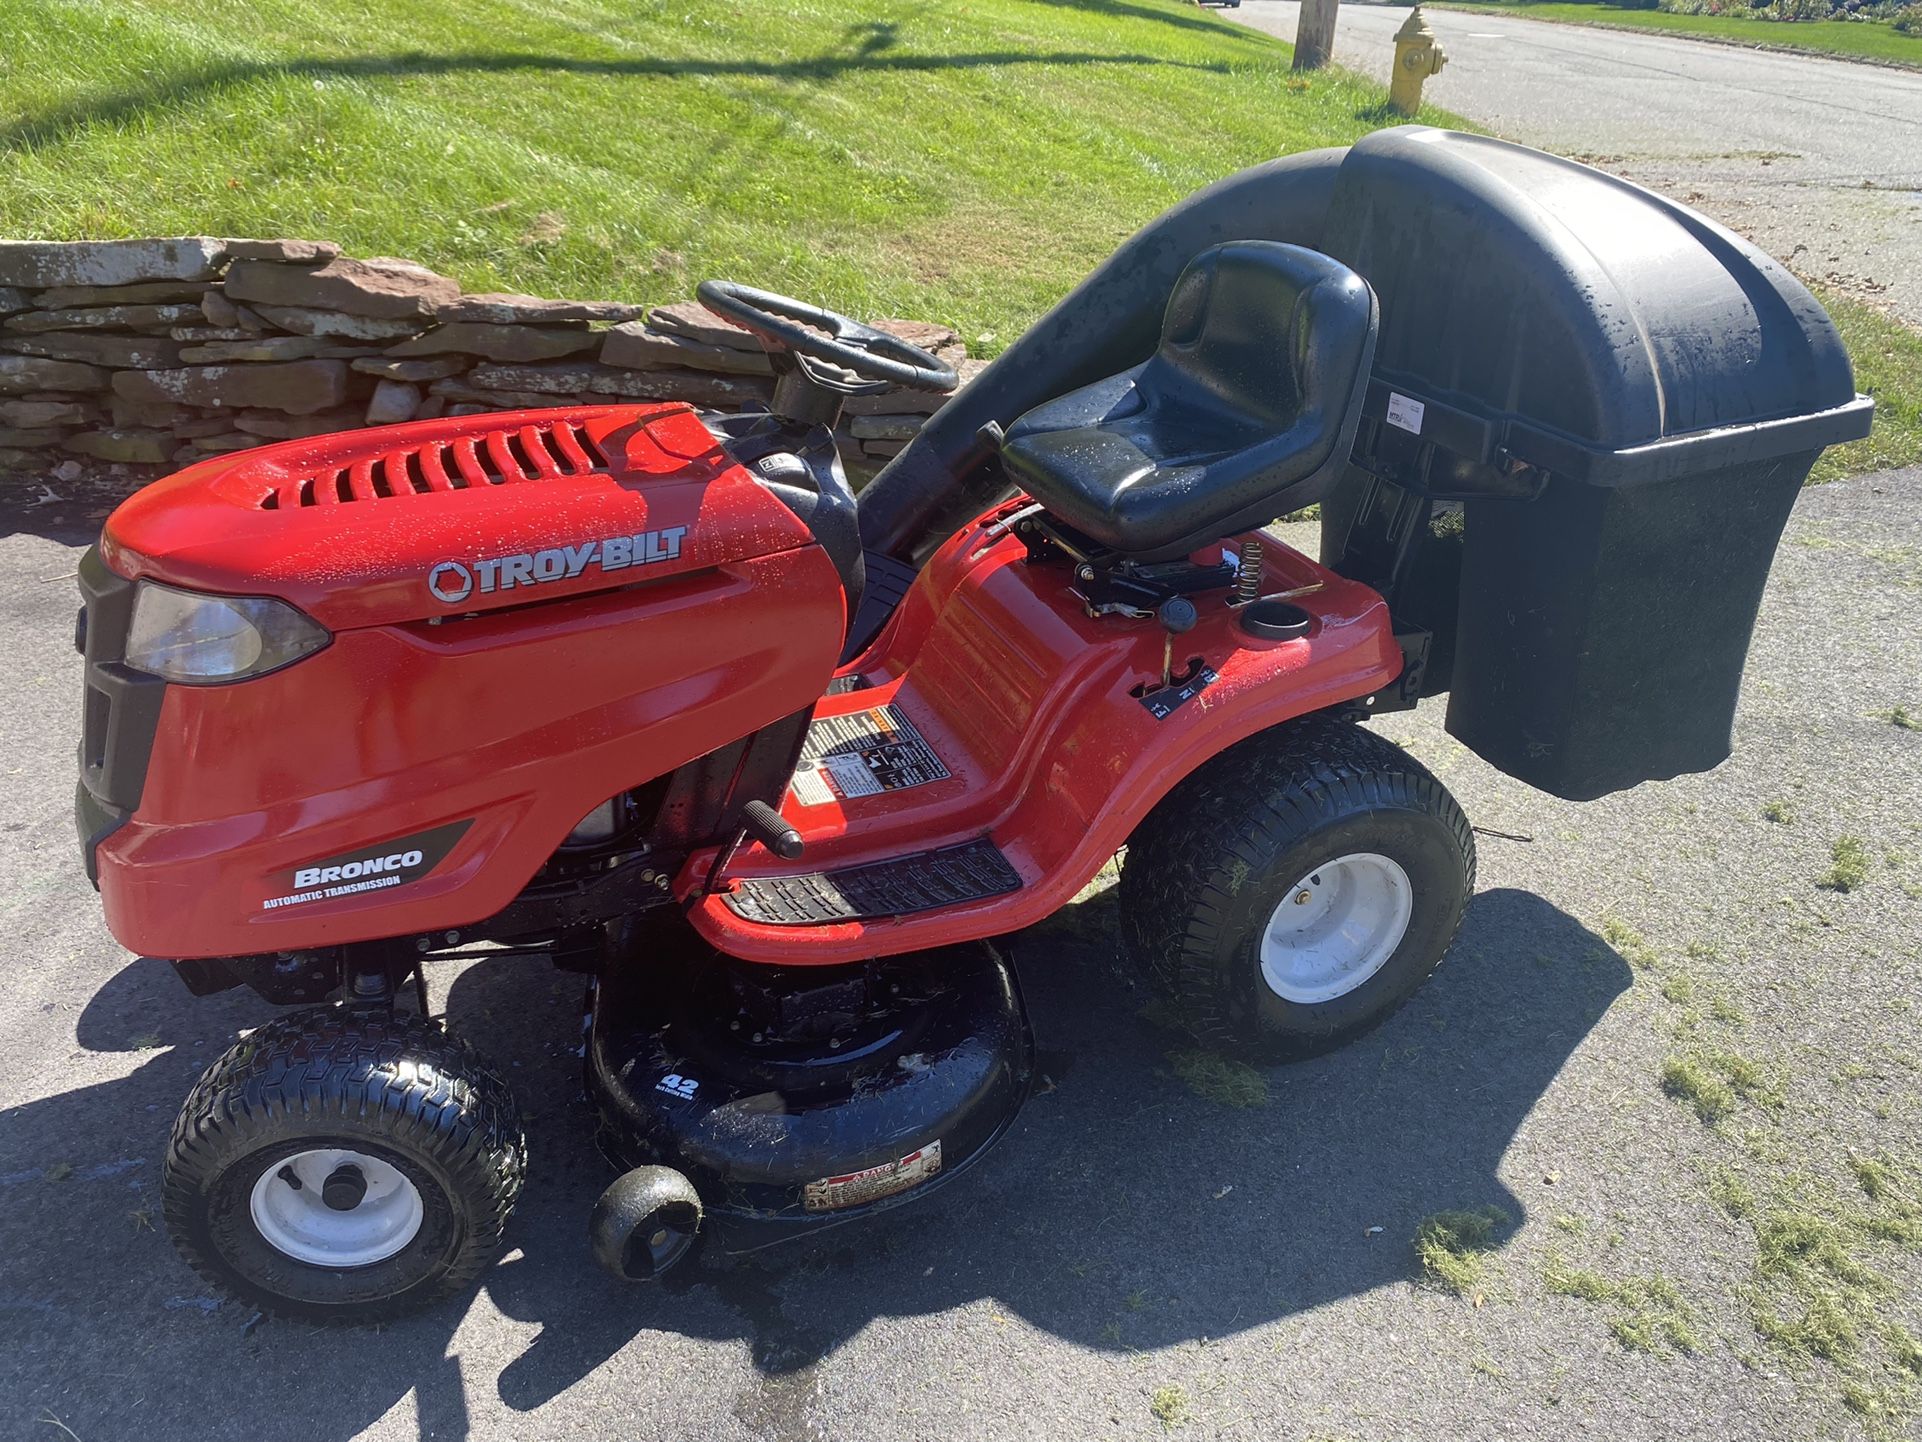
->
[427,527,689,604]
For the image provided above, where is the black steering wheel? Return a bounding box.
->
[697,280,958,395]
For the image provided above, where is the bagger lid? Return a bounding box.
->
[1320,127,1873,486]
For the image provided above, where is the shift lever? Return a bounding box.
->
[1157,596,1197,688]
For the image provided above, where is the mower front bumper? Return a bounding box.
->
[74,547,165,886]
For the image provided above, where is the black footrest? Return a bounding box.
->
[840,549,919,663]
[724,838,1021,926]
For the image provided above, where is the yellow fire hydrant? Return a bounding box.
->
[1390,6,1448,116]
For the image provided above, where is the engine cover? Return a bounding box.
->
[84,404,847,958]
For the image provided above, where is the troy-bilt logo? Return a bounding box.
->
[427,527,690,605]
[427,561,474,604]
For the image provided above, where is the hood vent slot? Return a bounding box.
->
[264,419,611,510]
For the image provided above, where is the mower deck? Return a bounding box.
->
[683,504,1401,963]
[586,936,1033,1251]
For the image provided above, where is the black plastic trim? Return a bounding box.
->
[723,838,1021,925]
[708,410,868,632]
[841,549,917,662]
[75,546,166,880]
[74,779,129,888]
[1360,377,1874,489]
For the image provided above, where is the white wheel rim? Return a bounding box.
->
[248,1147,424,1268]
[1259,851,1414,1004]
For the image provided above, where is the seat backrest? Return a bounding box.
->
[1143,241,1376,454]
[997,241,1378,561]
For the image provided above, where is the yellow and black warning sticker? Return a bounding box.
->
[790,704,951,807]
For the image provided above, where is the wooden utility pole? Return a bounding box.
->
[1293,0,1338,70]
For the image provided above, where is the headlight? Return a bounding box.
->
[124,581,329,684]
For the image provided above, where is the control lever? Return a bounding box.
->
[740,800,804,860]
[1157,596,1197,689]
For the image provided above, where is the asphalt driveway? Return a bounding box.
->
[2,467,1918,1440]
[1236,0,1922,329]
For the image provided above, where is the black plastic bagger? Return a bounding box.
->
[1314,129,1873,800]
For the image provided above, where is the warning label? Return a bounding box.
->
[790,704,951,807]
[803,1140,943,1212]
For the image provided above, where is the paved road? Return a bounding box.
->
[3,471,1919,1440]
[1238,0,1922,327]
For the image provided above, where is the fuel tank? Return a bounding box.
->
[80,404,846,959]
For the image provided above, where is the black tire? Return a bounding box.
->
[163,1007,527,1323]
[1120,715,1474,1058]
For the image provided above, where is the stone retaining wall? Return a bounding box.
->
[0,237,983,482]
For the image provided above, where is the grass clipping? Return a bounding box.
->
[1661,1048,1783,1125]
[1414,1206,1512,1297]
[1715,1157,1922,1423]
[1165,1048,1269,1109]
[1819,835,1873,893]
[1148,1383,1190,1429]
[1544,1256,1700,1355]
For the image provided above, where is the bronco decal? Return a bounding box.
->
[427,527,689,605]
[261,820,473,911]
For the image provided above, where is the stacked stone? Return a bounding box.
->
[0,236,984,483]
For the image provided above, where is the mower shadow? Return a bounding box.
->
[12,885,1628,1439]
[471,884,1629,1410]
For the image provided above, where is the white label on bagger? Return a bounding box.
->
[1385,392,1426,435]
[790,704,951,807]
[802,1140,943,1212]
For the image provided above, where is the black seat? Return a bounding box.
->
[999,241,1378,560]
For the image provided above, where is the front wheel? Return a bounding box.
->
[1120,716,1475,1058]
[163,1008,526,1323]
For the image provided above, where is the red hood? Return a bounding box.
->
[100,403,817,631]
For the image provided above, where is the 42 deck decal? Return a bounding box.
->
[427,527,689,605]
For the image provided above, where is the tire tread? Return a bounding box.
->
[162,1008,526,1323]
[1121,714,1475,1052]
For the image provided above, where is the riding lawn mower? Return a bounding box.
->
[72,128,1871,1320]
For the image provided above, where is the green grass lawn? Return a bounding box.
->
[1816,291,1922,482]
[0,0,1454,350]
[2,0,1916,477]
[1431,0,1922,68]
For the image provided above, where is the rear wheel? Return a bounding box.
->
[1120,715,1474,1058]
[163,1008,526,1323]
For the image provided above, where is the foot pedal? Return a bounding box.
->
[723,838,1021,925]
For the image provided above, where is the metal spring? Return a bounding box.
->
[1234,538,1263,604]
